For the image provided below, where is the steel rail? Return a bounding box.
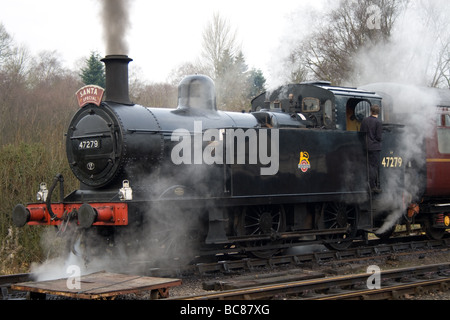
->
[171,262,450,300]
[312,278,450,300]
[0,273,32,300]
[188,236,450,275]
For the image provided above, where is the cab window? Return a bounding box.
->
[346,99,373,131]
[354,101,371,121]
[302,97,320,112]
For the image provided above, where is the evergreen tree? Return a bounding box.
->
[80,52,105,87]
[248,69,266,98]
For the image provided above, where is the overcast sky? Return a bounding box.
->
[0,0,325,85]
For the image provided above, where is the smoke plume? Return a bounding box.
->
[99,0,133,55]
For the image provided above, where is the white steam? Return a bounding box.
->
[361,83,439,234]
[351,0,450,87]
[30,228,109,281]
[353,1,449,234]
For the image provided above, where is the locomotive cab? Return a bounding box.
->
[251,82,336,129]
[251,82,384,132]
[316,84,383,131]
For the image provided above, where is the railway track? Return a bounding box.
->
[0,273,31,300]
[2,234,449,300]
[172,262,450,300]
[149,235,450,276]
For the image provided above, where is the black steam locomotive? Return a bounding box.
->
[12,55,449,262]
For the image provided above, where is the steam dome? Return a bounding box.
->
[177,75,217,111]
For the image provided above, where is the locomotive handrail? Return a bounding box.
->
[127,129,171,134]
[70,133,111,139]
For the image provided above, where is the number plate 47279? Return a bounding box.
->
[78,140,100,150]
[382,156,403,168]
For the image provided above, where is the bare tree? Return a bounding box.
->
[131,81,177,108]
[289,0,407,85]
[201,12,239,79]
[352,0,450,88]
[432,50,450,88]
[0,23,13,68]
[167,61,210,86]
[200,13,255,111]
[419,0,450,88]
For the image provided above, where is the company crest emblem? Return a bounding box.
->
[298,151,311,173]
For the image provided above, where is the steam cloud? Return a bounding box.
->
[361,83,438,234]
[99,0,133,55]
[31,164,208,281]
[269,1,449,235]
[353,2,449,234]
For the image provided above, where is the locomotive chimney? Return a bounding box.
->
[101,55,133,105]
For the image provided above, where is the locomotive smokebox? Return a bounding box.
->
[101,55,133,105]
